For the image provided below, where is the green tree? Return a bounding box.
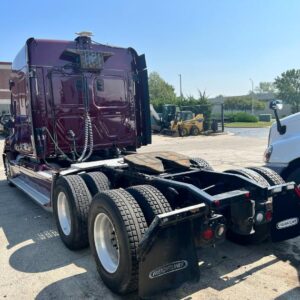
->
[255,82,276,94]
[148,72,177,111]
[253,99,265,110]
[274,69,300,112]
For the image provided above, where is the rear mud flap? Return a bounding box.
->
[271,189,300,242]
[138,204,206,298]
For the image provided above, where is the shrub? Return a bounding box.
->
[233,112,258,122]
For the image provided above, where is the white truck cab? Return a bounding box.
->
[265,100,300,184]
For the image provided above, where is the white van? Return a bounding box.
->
[265,100,300,184]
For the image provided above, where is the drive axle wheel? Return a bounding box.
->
[89,189,147,294]
[126,185,172,225]
[248,166,285,185]
[81,171,111,196]
[225,168,271,245]
[225,168,269,187]
[190,157,213,171]
[284,166,300,185]
[53,175,92,250]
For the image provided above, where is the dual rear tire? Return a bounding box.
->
[53,172,110,250]
[54,176,171,294]
[89,185,171,294]
[225,167,285,245]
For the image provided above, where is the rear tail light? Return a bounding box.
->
[295,186,300,198]
[265,210,272,222]
[214,200,221,207]
[202,224,226,240]
[202,228,214,240]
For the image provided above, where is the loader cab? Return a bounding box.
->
[176,111,194,122]
[161,104,177,127]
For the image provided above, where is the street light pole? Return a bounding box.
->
[179,74,183,100]
[249,78,254,115]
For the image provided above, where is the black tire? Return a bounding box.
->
[190,157,213,171]
[248,166,285,185]
[284,167,300,185]
[126,185,172,225]
[53,175,92,250]
[88,189,147,294]
[225,168,270,187]
[80,171,111,196]
[190,126,200,136]
[224,168,270,244]
[181,127,189,136]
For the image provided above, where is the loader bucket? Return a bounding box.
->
[270,185,300,242]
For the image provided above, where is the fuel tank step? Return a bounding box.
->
[9,177,51,209]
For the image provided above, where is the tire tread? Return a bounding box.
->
[126,185,172,225]
[248,166,285,185]
[190,157,213,171]
[92,189,147,293]
[81,171,111,196]
[225,168,270,187]
[55,175,92,249]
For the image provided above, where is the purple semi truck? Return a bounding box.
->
[2,34,300,297]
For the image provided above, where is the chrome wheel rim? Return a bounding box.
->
[94,213,120,273]
[57,191,72,236]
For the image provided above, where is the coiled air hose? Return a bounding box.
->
[45,71,94,163]
[82,115,94,162]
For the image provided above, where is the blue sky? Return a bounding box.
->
[1,0,300,97]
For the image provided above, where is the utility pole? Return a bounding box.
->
[179,74,183,100]
[249,78,254,115]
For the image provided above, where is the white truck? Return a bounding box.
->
[265,100,300,184]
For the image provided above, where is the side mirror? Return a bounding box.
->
[270,100,286,135]
[269,99,283,111]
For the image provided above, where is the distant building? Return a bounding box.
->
[209,93,291,117]
[0,62,12,114]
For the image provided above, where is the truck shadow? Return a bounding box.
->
[1,179,300,299]
[32,238,300,299]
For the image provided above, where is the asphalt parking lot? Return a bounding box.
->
[0,132,300,300]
